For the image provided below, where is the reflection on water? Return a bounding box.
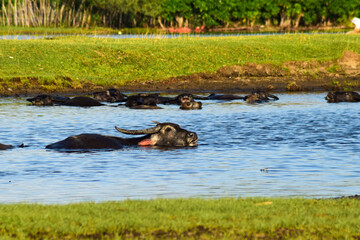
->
[1,93,360,203]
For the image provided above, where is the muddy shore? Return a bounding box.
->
[2,51,360,96]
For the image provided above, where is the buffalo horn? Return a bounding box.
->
[115,124,162,135]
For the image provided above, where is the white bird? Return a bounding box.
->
[352,17,360,29]
[347,17,360,34]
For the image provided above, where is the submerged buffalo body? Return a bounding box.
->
[93,89,127,103]
[46,122,198,149]
[0,143,13,150]
[125,94,163,109]
[326,91,360,103]
[63,97,103,106]
[27,95,102,107]
[244,91,279,103]
[207,93,244,100]
[27,95,70,106]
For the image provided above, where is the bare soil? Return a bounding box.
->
[3,51,360,96]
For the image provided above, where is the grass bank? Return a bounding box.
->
[0,33,359,95]
[1,197,360,239]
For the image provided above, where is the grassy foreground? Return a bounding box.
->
[1,198,360,239]
[0,33,359,94]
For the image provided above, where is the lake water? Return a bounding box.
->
[0,32,346,40]
[1,92,360,204]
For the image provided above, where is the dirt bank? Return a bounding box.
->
[2,51,360,96]
[119,51,360,94]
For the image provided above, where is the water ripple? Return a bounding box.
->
[1,93,360,203]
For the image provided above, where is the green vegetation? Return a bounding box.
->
[0,26,119,35]
[0,26,163,36]
[0,33,359,93]
[0,0,359,30]
[0,197,360,239]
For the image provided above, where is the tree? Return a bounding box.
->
[191,0,231,27]
[160,0,192,27]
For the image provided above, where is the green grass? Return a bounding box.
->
[0,33,359,92]
[1,198,360,239]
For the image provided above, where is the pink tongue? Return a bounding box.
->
[138,139,156,146]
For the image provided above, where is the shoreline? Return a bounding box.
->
[3,61,359,97]
[2,74,358,97]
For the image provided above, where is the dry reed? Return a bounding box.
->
[0,0,91,28]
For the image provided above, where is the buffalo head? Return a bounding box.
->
[93,88,127,102]
[326,91,360,103]
[115,122,198,147]
[176,94,194,104]
[27,94,54,106]
[180,101,202,110]
[244,91,279,103]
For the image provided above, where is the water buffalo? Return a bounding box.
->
[62,96,103,106]
[156,93,207,105]
[244,91,279,103]
[180,101,202,110]
[46,122,198,149]
[165,93,195,105]
[206,93,244,100]
[125,94,162,109]
[27,95,70,106]
[326,91,360,103]
[27,95,103,107]
[0,143,13,150]
[93,89,127,103]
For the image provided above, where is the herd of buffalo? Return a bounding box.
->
[1,90,360,151]
[25,89,280,109]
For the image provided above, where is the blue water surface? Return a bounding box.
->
[1,92,360,203]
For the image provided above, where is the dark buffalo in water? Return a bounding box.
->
[125,94,162,109]
[165,93,195,105]
[46,122,198,149]
[93,89,127,103]
[326,91,360,103]
[62,96,103,106]
[0,143,13,150]
[27,95,103,107]
[244,91,279,103]
[206,93,244,100]
[27,95,70,106]
[0,143,25,150]
[180,101,202,110]
[164,93,203,109]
